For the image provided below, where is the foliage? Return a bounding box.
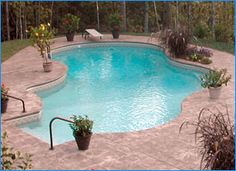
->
[108,12,122,28]
[200,68,231,88]
[188,54,201,62]
[62,13,80,34]
[200,57,212,65]
[1,132,33,170]
[167,30,189,57]
[192,38,234,54]
[70,115,93,137]
[180,107,234,170]
[215,24,233,42]
[194,21,210,39]
[198,48,213,57]
[29,23,54,62]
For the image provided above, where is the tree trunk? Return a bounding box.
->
[23,2,27,39]
[19,3,23,40]
[176,1,179,29]
[144,2,149,33]
[188,3,192,34]
[6,1,10,40]
[96,1,100,30]
[50,1,54,25]
[211,2,215,40]
[122,1,127,32]
[153,1,159,31]
[162,2,171,29]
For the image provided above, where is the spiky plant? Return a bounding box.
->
[180,107,235,170]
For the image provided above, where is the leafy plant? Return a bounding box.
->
[200,57,212,65]
[1,83,9,101]
[108,12,121,28]
[215,24,233,42]
[194,21,210,39]
[69,115,93,137]
[180,107,234,170]
[1,132,33,170]
[200,68,231,88]
[167,30,189,57]
[198,48,213,57]
[29,23,54,63]
[62,13,80,34]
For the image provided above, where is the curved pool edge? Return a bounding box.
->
[5,41,210,136]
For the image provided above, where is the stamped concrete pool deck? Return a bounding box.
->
[2,35,235,170]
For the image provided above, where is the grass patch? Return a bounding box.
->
[2,39,32,62]
[193,38,234,54]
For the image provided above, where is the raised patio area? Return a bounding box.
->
[2,34,235,170]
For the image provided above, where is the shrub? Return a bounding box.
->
[180,107,235,170]
[194,22,210,39]
[198,48,213,57]
[167,30,189,57]
[188,54,201,62]
[70,115,93,137]
[62,13,80,34]
[1,83,9,101]
[1,132,33,170]
[200,68,231,88]
[29,23,54,62]
[200,57,212,65]
[215,24,232,42]
[108,12,121,28]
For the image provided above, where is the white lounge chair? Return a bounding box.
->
[82,29,103,40]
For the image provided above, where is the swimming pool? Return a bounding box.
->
[20,42,204,144]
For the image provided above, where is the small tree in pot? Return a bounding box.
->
[70,115,93,150]
[108,12,121,39]
[29,23,54,72]
[200,68,231,99]
[1,84,9,113]
[62,13,80,41]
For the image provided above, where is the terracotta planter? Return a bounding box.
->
[43,62,53,72]
[112,25,120,39]
[74,134,92,150]
[1,98,9,113]
[208,86,222,99]
[66,32,75,41]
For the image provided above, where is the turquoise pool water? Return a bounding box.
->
[20,43,203,144]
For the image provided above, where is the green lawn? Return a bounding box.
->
[1,36,234,62]
[192,38,234,54]
[1,39,31,62]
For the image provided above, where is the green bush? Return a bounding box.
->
[70,115,93,137]
[200,57,212,65]
[108,12,121,28]
[200,68,231,88]
[215,24,232,42]
[194,22,210,39]
[62,13,80,34]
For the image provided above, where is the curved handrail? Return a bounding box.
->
[2,93,26,112]
[49,116,74,150]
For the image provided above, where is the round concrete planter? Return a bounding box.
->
[208,86,222,99]
[43,62,53,72]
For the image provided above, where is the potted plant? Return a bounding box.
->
[62,13,80,41]
[200,68,231,99]
[108,12,121,39]
[1,84,9,113]
[69,115,93,150]
[29,23,54,72]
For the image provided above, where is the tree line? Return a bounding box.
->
[1,1,234,43]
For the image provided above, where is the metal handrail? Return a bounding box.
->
[49,116,74,150]
[3,93,26,112]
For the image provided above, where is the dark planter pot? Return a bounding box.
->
[1,98,9,113]
[43,62,53,72]
[112,30,119,39]
[66,32,75,41]
[74,134,92,150]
